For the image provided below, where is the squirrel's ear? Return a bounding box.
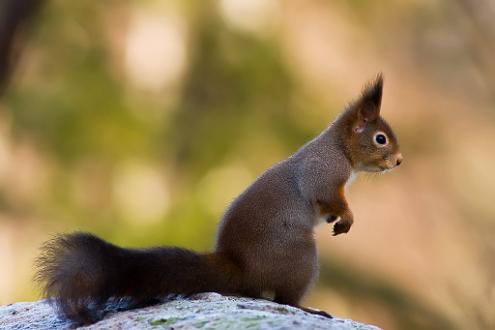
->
[356,73,383,123]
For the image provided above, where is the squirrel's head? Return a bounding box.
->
[337,74,402,172]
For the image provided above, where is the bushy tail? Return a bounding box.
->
[35,232,240,325]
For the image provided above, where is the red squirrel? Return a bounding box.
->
[35,74,402,325]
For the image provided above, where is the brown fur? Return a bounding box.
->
[35,74,402,325]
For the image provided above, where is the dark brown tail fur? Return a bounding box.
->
[35,232,240,325]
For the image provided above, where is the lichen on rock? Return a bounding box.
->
[0,292,381,329]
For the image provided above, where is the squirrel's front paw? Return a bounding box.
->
[332,214,353,236]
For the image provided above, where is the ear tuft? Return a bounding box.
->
[362,73,383,106]
[357,73,383,122]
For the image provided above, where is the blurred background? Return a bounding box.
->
[0,0,494,329]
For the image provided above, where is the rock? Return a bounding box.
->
[0,293,381,329]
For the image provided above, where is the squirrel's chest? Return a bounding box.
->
[345,170,358,190]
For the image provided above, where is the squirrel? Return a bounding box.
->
[35,74,402,325]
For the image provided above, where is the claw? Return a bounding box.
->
[301,306,333,318]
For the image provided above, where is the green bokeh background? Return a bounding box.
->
[1,1,494,329]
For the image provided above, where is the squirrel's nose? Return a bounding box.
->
[395,153,403,166]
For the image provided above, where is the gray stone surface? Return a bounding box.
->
[0,293,381,329]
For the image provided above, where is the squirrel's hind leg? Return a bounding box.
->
[273,282,332,319]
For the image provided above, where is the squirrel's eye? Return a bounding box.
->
[375,133,387,145]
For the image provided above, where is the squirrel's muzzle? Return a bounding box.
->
[395,153,403,166]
